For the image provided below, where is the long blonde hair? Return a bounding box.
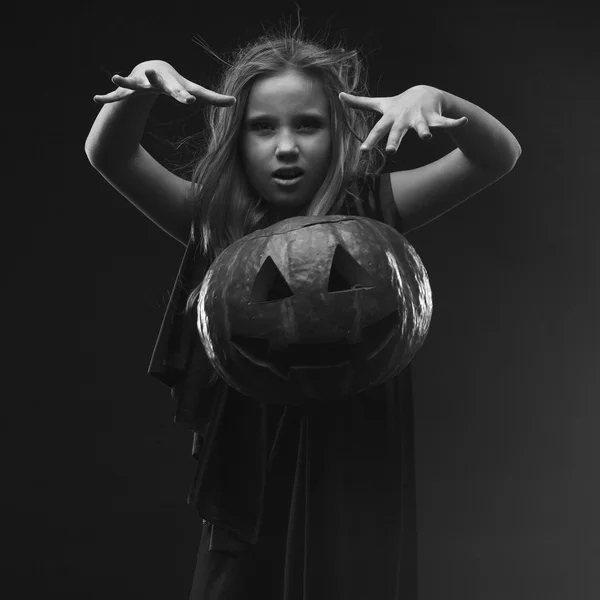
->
[184,21,385,312]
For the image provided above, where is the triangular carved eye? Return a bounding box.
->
[328,245,374,292]
[250,256,294,303]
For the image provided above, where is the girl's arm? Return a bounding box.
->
[85,94,194,246]
[84,60,235,246]
[340,86,522,233]
[387,87,522,233]
[440,88,521,173]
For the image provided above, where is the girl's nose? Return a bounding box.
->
[275,131,299,157]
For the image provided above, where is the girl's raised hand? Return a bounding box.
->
[93,59,236,107]
[339,85,467,154]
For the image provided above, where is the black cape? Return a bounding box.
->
[148,173,418,600]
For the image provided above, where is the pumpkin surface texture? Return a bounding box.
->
[196,215,432,405]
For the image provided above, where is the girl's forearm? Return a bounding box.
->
[84,94,158,168]
[431,86,522,173]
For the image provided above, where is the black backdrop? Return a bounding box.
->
[6,1,600,598]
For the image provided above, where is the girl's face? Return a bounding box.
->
[240,69,332,216]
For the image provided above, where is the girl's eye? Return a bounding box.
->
[248,119,323,133]
[251,122,273,132]
[299,120,321,130]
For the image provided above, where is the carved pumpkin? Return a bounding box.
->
[196,215,432,406]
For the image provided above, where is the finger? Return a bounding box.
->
[146,69,196,105]
[339,92,382,113]
[193,86,236,106]
[179,78,235,106]
[412,117,432,140]
[111,73,152,92]
[385,123,408,154]
[360,116,392,151]
[429,114,469,128]
[144,68,165,89]
[93,87,135,104]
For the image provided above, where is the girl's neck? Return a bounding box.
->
[267,203,305,225]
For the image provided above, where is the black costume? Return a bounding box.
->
[149,173,418,600]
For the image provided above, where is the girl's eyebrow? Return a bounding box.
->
[245,111,328,122]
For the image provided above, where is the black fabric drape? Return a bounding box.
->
[148,173,418,599]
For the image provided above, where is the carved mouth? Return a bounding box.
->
[230,310,399,379]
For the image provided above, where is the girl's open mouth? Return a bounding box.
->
[273,175,303,186]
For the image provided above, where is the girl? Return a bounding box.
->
[86,23,521,600]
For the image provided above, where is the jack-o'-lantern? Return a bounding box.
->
[196,215,432,406]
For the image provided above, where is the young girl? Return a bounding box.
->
[86,24,521,600]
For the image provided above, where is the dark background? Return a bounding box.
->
[6,0,599,598]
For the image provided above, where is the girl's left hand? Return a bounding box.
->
[339,85,468,154]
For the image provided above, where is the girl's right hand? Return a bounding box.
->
[93,59,236,107]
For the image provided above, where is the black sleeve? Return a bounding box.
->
[372,172,405,233]
[351,173,405,233]
[147,239,200,387]
[147,238,220,433]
